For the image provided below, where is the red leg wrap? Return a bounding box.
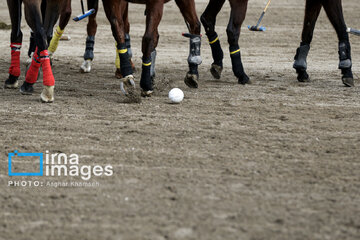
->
[25,49,41,84]
[9,43,21,77]
[40,50,55,86]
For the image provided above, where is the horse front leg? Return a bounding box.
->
[293,0,322,83]
[5,0,23,89]
[175,0,202,88]
[48,0,72,58]
[22,0,55,103]
[140,1,164,97]
[103,0,134,95]
[200,0,226,80]
[323,0,354,87]
[115,1,134,79]
[80,0,99,73]
[227,0,249,85]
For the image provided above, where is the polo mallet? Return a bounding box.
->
[347,28,360,37]
[73,0,95,22]
[248,0,272,32]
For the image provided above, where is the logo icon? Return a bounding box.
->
[8,150,43,176]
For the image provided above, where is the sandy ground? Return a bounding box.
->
[0,0,360,239]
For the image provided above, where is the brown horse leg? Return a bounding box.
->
[115,1,134,79]
[201,0,226,79]
[293,0,322,82]
[22,0,55,102]
[175,0,202,88]
[323,0,354,87]
[48,0,71,57]
[227,0,249,85]
[80,0,99,73]
[140,0,164,96]
[44,0,64,58]
[5,0,23,89]
[103,0,134,94]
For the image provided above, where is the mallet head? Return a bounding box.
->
[248,25,266,32]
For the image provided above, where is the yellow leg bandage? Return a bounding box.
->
[209,37,219,45]
[230,49,240,55]
[48,26,64,53]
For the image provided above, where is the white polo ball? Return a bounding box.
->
[168,88,184,103]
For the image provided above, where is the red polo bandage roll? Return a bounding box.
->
[40,50,55,86]
[25,49,41,84]
[9,43,21,77]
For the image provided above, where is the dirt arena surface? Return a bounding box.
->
[0,0,360,239]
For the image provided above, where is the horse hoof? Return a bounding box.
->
[184,73,198,88]
[4,75,19,89]
[210,64,223,79]
[296,70,310,82]
[141,90,153,97]
[80,60,92,73]
[40,85,54,103]
[238,74,251,85]
[115,68,123,79]
[20,82,34,95]
[342,77,354,87]
[120,75,136,95]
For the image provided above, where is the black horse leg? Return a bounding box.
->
[200,0,225,79]
[43,0,62,59]
[294,0,322,82]
[22,0,55,102]
[5,0,23,89]
[175,0,202,88]
[227,0,249,85]
[323,0,354,87]
[28,0,46,59]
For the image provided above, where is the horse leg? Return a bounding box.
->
[103,0,134,94]
[140,0,164,96]
[22,0,55,102]
[48,0,72,58]
[28,0,46,61]
[323,0,354,87]
[115,1,134,79]
[5,0,23,89]
[293,0,322,82]
[175,0,202,88]
[227,0,249,85]
[80,0,99,73]
[200,0,226,79]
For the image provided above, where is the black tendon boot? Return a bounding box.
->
[207,32,223,79]
[293,43,310,82]
[338,41,354,87]
[229,45,250,85]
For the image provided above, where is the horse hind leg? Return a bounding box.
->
[323,0,354,87]
[227,0,249,85]
[5,0,23,89]
[80,0,99,73]
[294,0,322,83]
[200,0,225,79]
